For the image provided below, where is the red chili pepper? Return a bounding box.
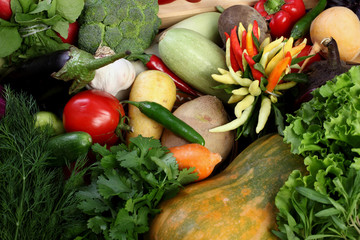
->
[254,0,306,38]
[252,20,259,41]
[241,30,247,50]
[0,0,12,21]
[133,54,203,97]
[225,32,240,72]
[230,26,244,72]
[158,0,176,4]
[243,53,264,81]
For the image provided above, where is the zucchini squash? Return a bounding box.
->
[47,131,92,166]
[148,134,306,240]
[158,28,230,103]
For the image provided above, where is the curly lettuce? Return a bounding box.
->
[274,66,360,239]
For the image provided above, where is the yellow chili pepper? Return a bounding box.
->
[259,37,271,51]
[237,22,246,48]
[228,94,245,104]
[209,103,254,132]
[228,66,252,87]
[234,94,255,118]
[288,38,307,57]
[225,38,231,68]
[265,37,294,76]
[232,87,249,96]
[248,80,261,96]
[211,72,238,85]
[256,96,272,134]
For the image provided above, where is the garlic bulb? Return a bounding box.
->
[87,58,136,100]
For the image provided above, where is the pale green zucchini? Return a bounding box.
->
[159,12,222,45]
[158,28,230,103]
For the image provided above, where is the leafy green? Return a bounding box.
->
[0,0,84,64]
[77,0,161,54]
[76,135,198,240]
[274,66,360,239]
[0,86,88,240]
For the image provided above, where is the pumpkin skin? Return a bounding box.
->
[148,134,306,240]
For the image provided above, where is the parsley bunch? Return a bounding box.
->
[76,136,198,240]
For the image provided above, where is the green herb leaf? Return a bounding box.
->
[0,27,22,57]
[296,186,331,204]
[28,0,52,14]
[56,0,85,22]
[77,135,197,239]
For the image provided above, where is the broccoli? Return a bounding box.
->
[78,0,161,54]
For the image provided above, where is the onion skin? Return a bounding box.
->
[310,6,360,63]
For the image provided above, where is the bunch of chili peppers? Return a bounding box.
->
[210,20,309,137]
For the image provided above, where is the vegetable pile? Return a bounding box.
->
[1,0,360,239]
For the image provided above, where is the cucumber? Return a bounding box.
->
[159,28,230,103]
[159,12,222,45]
[47,131,92,166]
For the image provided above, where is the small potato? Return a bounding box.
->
[161,95,234,160]
[126,70,176,143]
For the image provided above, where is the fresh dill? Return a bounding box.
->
[0,86,87,240]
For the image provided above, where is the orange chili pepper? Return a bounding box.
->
[246,23,258,58]
[265,51,292,93]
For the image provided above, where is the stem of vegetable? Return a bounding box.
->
[123,100,205,146]
[51,46,131,94]
[321,37,342,69]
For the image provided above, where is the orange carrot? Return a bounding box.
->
[169,144,222,181]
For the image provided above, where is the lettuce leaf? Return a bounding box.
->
[274,66,360,239]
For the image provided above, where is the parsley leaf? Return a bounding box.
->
[76,136,198,239]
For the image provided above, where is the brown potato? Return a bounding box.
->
[161,95,234,160]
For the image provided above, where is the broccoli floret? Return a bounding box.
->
[78,0,161,54]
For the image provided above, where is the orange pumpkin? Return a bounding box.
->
[147,134,306,240]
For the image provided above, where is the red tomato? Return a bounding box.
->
[57,22,79,45]
[63,89,125,146]
[292,44,322,73]
[158,0,176,4]
[0,0,12,21]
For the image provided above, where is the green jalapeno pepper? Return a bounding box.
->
[124,100,205,146]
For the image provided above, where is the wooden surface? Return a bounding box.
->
[158,0,320,29]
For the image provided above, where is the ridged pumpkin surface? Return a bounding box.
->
[148,134,305,240]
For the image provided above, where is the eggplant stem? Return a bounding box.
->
[86,51,131,70]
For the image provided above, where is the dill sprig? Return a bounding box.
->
[0,86,87,240]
